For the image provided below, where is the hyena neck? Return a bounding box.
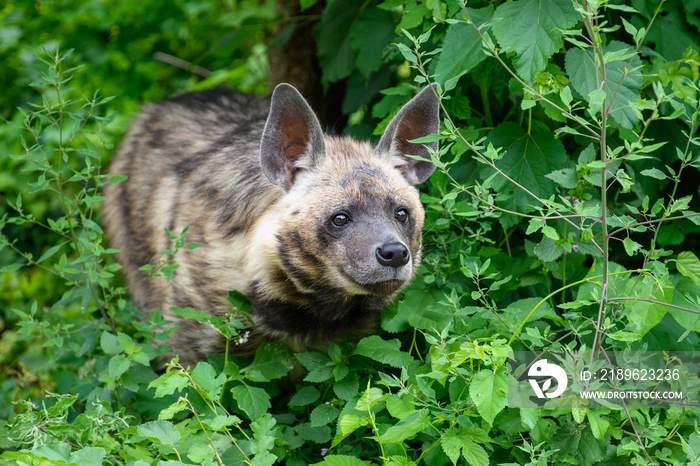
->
[250,281,391,344]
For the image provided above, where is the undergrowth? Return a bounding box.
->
[1,0,700,465]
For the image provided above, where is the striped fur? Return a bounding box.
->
[103,84,439,367]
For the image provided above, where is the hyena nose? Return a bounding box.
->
[376,242,410,268]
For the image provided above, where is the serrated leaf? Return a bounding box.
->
[434,7,493,85]
[545,167,578,189]
[191,362,227,400]
[354,335,413,367]
[349,8,395,78]
[117,332,135,353]
[338,414,366,436]
[289,386,321,407]
[534,235,563,262]
[208,414,242,431]
[482,123,566,215]
[70,447,106,466]
[541,225,560,241]
[315,0,362,82]
[379,410,428,444]
[462,439,489,466]
[441,430,465,465]
[469,367,508,426]
[101,331,122,355]
[566,41,642,128]
[677,251,700,286]
[149,372,190,398]
[312,455,373,466]
[385,394,415,419]
[334,373,359,400]
[108,354,131,378]
[587,410,610,440]
[310,403,340,427]
[231,384,271,420]
[138,420,181,446]
[245,343,295,382]
[295,422,331,444]
[492,0,579,81]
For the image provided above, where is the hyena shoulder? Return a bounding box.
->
[104,84,440,366]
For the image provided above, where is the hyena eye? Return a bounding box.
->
[395,208,409,223]
[331,213,350,227]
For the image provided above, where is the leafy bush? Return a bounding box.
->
[2,0,700,465]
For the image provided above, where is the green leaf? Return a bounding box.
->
[312,455,373,466]
[534,235,563,262]
[149,372,190,398]
[545,167,578,189]
[349,8,395,78]
[334,373,359,400]
[36,245,61,264]
[231,384,271,420]
[191,362,227,400]
[338,413,367,437]
[245,343,295,382]
[482,123,567,215]
[640,168,667,180]
[434,7,493,85]
[100,331,122,355]
[70,447,106,466]
[315,0,362,83]
[310,403,340,427]
[441,430,465,465]
[295,422,331,444]
[289,386,321,407]
[0,262,23,273]
[469,367,508,426]
[379,410,428,444]
[587,410,610,440]
[117,332,135,353]
[462,439,489,466]
[492,0,579,81]
[188,443,216,463]
[82,218,103,234]
[385,394,415,419]
[138,420,181,446]
[108,354,131,378]
[566,41,642,128]
[250,414,277,455]
[354,335,413,367]
[677,251,700,286]
[541,225,560,241]
[623,237,641,256]
[108,174,128,184]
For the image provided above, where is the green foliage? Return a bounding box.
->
[2,0,700,465]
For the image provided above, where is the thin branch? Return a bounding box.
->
[154,52,212,78]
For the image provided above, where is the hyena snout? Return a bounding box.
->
[375,241,410,268]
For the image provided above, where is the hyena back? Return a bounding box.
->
[103,84,439,367]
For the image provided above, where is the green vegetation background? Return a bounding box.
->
[1,0,700,465]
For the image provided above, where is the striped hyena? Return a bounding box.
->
[103,83,439,367]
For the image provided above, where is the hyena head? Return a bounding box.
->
[258,84,439,311]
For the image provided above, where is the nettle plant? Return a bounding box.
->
[381,0,700,464]
[3,1,700,465]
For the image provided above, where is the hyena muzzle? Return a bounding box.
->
[103,83,439,367]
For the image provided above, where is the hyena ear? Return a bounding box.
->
[376,84,440,184]
[260,83,326,190]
